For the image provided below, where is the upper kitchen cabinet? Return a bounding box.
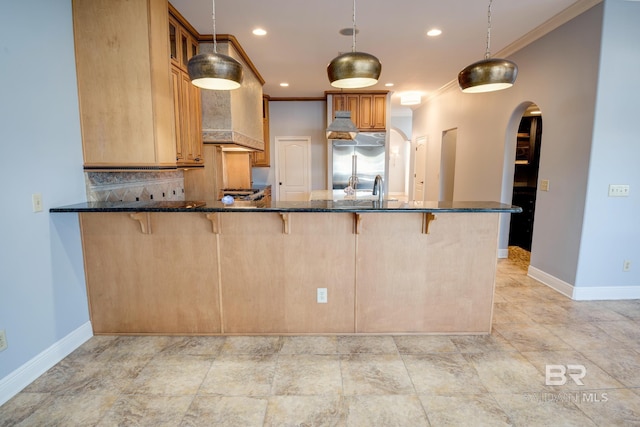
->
[169,6,203,167]
[328,91,388,131]
[168,12,198,70]
[73,0,177,169]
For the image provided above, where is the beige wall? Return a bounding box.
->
[412,4,603,286]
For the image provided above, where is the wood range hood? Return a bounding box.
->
[199,35,265,152]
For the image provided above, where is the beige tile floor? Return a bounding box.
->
[2,257,640,426]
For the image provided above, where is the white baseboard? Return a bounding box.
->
[528,266,640,300]
[497,249,509,259]
[528,266,574,298]
[572,285,640,301]
[0,321,93,407]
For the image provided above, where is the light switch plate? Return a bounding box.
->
[32,193,43,212]
[540,180,550,192]
[608,184,630,197]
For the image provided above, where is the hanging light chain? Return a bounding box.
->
[212,0,218,53]
[351,0,357,52]
[485,0,493,59]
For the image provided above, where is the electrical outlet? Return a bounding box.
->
[540,179,550,192]
[608,184,630,197]
[317,288,328,304]
[623,260,631,272]
[0,330,7,352]
[32,193,43,212]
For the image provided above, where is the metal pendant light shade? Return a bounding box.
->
[188,52,243,90]
[458,0,517,94]
[187,0,243,90]
[327,0,381,89]
[326,111,359,140]
[458,58,517,93]
[328,52,381,89]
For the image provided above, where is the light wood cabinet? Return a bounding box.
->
[252,95,270,167]
[330,92,387,131]
[361,94,386,130]
[223,152,252,189]
[73,0,176,169]
[169,13,203,166]
[169,15,198,70]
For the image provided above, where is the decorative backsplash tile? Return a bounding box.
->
[85,171,185,202]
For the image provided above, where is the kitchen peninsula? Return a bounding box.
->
[51,200,520,335]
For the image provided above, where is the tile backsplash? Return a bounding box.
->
[85,171,185,202]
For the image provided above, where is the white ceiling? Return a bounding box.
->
[170,0,591,114]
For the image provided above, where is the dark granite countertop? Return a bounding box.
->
[50,200,522,213]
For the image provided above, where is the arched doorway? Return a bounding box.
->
[509,104,543,257]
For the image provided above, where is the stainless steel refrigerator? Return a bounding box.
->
[332,132,386,191]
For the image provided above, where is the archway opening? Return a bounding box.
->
[508,103,543,266]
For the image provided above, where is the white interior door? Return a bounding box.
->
[276,136,311,201]
[413,137,426,201]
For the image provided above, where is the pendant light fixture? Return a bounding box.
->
[326,111,359,140]
[187,0,243,90]
[327,0,381,89]
[458,0,517,93]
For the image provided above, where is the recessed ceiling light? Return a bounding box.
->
[280,82,289,87]
[252,28,267,36]
[385,83,394,87]
[427,28,442,37]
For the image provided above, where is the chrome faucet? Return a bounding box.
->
[372,175,384,203]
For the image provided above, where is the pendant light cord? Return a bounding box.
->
[352,0,357,52]
[212,0,218,53]
[485,0,492,59]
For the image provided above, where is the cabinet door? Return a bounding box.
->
[73,0,176,168]
[169,17,180,68]
[179,27,198,69]
[180,72,192,160]
[171,66,184,162]
[372,94,386,129]
[187,81,203,164]
[333,94,346,114]
[359,95,374,129]
[345,95,359,126]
